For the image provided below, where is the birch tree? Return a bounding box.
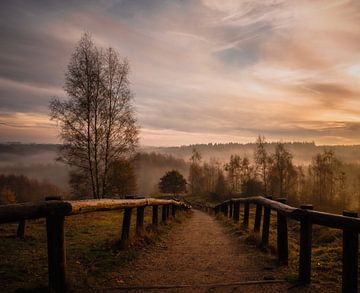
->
[50,33,138,199]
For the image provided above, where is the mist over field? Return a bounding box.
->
[2,142,360,205]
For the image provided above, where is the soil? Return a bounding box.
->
[102,210,333,292]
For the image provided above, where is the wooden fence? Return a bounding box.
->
[213,196,359,293]
[0,197,190,292]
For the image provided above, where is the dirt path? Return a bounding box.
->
[106,210,311,292]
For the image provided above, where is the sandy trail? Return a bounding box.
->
[107,210,315,293]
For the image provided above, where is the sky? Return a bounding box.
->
[0,0,359,146]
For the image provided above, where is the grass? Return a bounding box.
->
[0,208,190,292]
[215,208,357,291]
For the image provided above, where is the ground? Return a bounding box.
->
[0,209,185,292]
[0,208,349,292]
[107,210,335,293]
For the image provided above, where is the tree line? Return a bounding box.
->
[0,174,61,204]
[188,136,360,212]
[0,151,190,203]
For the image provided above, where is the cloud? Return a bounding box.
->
[295,82,357,107]
[0,0,359,145]
[0,78,64,113]
[0,112,57,143]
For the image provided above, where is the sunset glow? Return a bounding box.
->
[0,0,359,145]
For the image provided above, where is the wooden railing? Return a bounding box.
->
[0,197,191,292]
[213,196,359,293]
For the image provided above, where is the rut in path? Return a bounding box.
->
[109,210,311,293]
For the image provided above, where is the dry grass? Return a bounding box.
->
[215,207,356,291]
[0,208,190,292]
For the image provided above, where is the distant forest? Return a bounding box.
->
[0,143,189,201]
[144,142,360,165]
[1,142,360,213]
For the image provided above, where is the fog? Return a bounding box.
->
[1,142,360,203]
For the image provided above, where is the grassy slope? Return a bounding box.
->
[215,208,356,292]
[0,209,190,292]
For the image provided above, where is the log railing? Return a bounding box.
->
[213,196,359,293]
[0,197,190,292]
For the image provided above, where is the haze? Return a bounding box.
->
[0,0,360,146]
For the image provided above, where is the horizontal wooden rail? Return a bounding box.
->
[0,197,191,292]
[0,201,72,224]
[0,198,189,224]
[213,196,360,293]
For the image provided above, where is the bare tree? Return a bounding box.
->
[188,148,204,195]
[269,143,296,198]
[254,135,270,196]
[100,47,138,196]
[50,33,138,199]
[310,149,343,206]
[224,154,241,194]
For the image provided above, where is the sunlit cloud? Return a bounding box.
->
[0,112,57,143]
[0,0,359,145]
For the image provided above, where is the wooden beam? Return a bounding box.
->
[162,205,167,223]
[17,219,25,238]
[172,205,176,218]
[152,205,158,226]
[0,198,189,224]
[136,206,145,236]
[45,197,66,293]
[276,198,288,265]
[0,201,72,223]
[299,204,313,284]
[120,208,132,249]
[261,196,272,246]
[243,203,249,227]
[233,202,240,223]
[342,211,358,293]
[254,204,262,232]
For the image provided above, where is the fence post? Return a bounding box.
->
[261,196,272,246]
[342,211,358,293]
[17,219,25,238]
[220,204,224,216]
[299,204,313,284]
[162,205,167,222]
[120,208,132,248]
[166,205,170,220]
[276,198,288,265]
[45,196,66,293]
[254,204,262,232]
[233,201,240,223]
[152,205,158,226]
[243,202,249,227]
[221,203,227,217]
[136,206,145,235]
[172,205,176,218]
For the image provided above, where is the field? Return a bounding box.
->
[0,208,189,292]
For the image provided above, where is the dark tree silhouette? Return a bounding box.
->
[254,135,270,196]
[269,143,296,198]
[309,149,343,206]
[188,148,203,195]
[107,159,136,197]
[159,170,187,196]
[0,174,61,203]
[224,154,241,194]
[49,33,138,199]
